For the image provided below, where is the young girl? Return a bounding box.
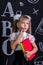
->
[10,15,38,65]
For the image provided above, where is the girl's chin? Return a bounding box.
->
[24,30,27,32]
[19,29,27,32]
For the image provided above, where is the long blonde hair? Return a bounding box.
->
[12,15,32,34]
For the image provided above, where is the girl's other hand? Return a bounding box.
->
[24,51,32,58]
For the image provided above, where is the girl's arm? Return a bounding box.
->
[24,42,38,58]
[30,42,38,54]
[10,31,24,50]
[10,39,19,50]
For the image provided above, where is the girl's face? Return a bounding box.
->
[17,19,30,32]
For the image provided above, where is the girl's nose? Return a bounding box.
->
[24,23,26,27]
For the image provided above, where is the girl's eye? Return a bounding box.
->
[21,22,29,24]
[27,23,29,24]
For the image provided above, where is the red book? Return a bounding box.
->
[20,38,36,61]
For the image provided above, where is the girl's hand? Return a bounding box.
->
[24,51,32,58]
[16,29,24,44]
[19,29,24,37]
[17,29,24,40]
[24,52,28,59]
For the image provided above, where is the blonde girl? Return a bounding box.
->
[10,15,38,65]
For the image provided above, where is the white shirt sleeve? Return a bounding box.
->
[30,35,35,43]
[10,33,16,41]
[28,34,35,43]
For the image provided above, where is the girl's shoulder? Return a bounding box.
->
[27,33,34,37]
[27,33,35,43]
[12,32,16,34]
[10,32,16,37]
[10,31,20,37]
[10,32,17,41]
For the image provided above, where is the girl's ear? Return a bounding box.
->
[17,22,19,28]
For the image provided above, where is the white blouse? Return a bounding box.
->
[10,31,35,50]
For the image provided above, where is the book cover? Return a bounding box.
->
[19,38,36,61]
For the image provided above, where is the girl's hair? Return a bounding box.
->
[12,15,32,34]
[12,20,18,32]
